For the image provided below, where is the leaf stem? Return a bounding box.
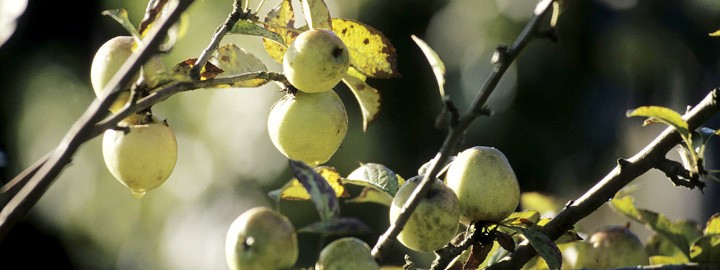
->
[370,0,556,263]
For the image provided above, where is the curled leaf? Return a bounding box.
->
[288,160,341,221]
[342,73,381,131]
[626,106,690,141]
[411,35,446,99]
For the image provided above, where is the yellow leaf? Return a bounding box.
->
[280,166,348,200]
[345,187,393,206]
[710,29,720,37]
[332,18,400,78]
[210,44,267,87]
[342,73,381,131]
[650,255,689,265]
[262,0,297,63]
[301,0,332,30]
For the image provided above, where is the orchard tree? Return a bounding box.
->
[1,0,720,269]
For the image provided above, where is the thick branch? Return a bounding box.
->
[0,0,196,240]
[370,0,556,262]
[488,89,720,269]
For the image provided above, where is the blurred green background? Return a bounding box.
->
[1,0,720,269]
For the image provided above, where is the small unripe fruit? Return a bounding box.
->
[315,237,380,270]
[390,176,460,252]
[91,36,165,113]
[102,115,177,198]
[267,90,348,166]
[574,226,649,269]
[283,29,350,93]
[226,207,298,270]
[445,146,520,223]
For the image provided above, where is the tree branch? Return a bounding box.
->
[189,0,248,80]
[487,89,720,269]
[0,0,196,240]
[370,0,557,262]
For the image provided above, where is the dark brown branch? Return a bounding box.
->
[487,89,720,269]
[0,0,196,240]
[370,0,557,262]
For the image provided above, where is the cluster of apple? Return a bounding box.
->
[90,36,177,199]
[267,29,351,167]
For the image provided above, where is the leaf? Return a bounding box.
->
[209,44,268,87]
[496,231,516,252]
[516,227,563,270]
[690,235,720,264]
[344,163,400,196]
[332,18,400,78]
[170,58,224,80]
[650,255,689,265]
[342,73,381,131]
[277,166,348,200]
[231,20,286,47]
[611,195,702,254]
[138,0,170,37]
[705,213,720,235]
[520,192,560,216]
[301,0,332,30]
[646,233,690,261]
[411,35,446,99]
[710,29,720,37]
[262,0,298,63]
[298,217,372,235]
[626,106,690,143]
[288,160,340,221]
[102,9,142,42]
[345,186,393,206]
[501,210,541,227]
[464,243,493,270]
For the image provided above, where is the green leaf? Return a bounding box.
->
[705,213,720,235]
[102,9,142,42]
[345,186,393,206]
[343,163,400,196]
[611,196,702,254]
[517,227,563,270]
[626,106,691,144]
[298,217,372,235]
[646,233,690,261]
[262,0,297,63]
[231,20,286,47]
[520,192,560,216]
[342,73,381,131]
[288,160,340,221]
[301,0,332,30]
[502,210,542,227]
[209,44,268,87]
[411,35,446,99]
[689,235,720,263]
[332,18,400,78]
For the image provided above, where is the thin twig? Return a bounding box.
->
[189,0,247,80]
[370,0,556,262]
[487,89,720,269]
[0,0,196,240]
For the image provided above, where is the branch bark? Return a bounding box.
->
[487,89,720,269]
[370,0,557,262]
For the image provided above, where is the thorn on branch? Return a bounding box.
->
[617,158,631,169]
[491,45,508,67]
[653,158,706,191]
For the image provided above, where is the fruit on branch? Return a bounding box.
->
[267,90,348,166]
[445,146,520,224]
[90,36,166,113]
[283,29,350,93]
[315,237,380,270]
[225,207,298,270]
[390,175,460,252]
[573,225,649,269]
[102,114,177,198]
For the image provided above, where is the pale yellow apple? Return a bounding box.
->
[102,115,177,198]
[91,36,165,112]
[283,29,349,93]
[315,237,380,270]
[445,146,520,223]
[225,207,298,270]
[574,226,649,269]
[267,90,348,166]
[390,175,460,252]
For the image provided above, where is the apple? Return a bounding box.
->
[390,175,460,252]
[283,29,350,93]
[315,237,380,270]
[574,225,649,269]
[445,146,520,223]
[91,36,166,113]
[267,90,348,166]
[225,207,298,270]
[102,114,177,198]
